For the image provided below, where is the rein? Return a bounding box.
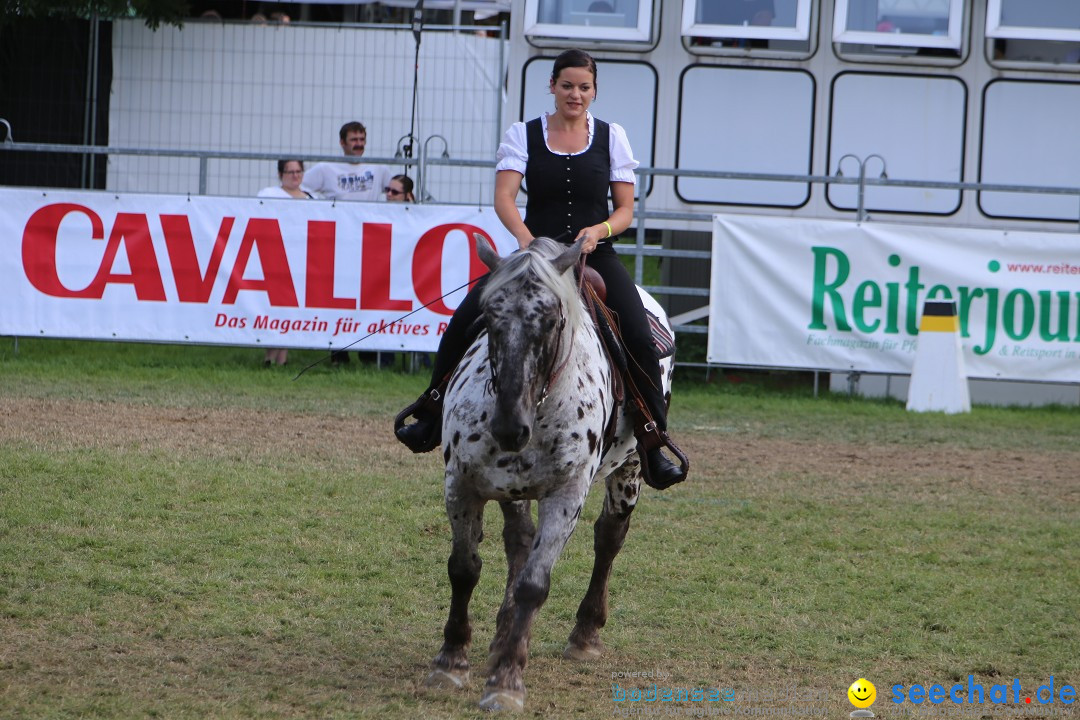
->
[529,256,587,405]
[292,276,482,381]
[537,315,572,406]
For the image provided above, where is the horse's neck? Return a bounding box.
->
[550,301,602,392]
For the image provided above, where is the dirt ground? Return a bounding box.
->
[3,396,1077,503]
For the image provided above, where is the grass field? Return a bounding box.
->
[1,339,1077,719]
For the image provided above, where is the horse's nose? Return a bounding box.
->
[493,421,531,453]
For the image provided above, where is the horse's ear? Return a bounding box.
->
[551,236,585,276]
[474,233,501,271]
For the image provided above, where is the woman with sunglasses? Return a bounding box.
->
[385,174,416,202]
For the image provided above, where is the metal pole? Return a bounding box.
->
[199,156,208,195]
[407,0,424,182]
[497,21,506,152]
[88,13,101,188]
[856,160,867,223]
[418,138,426,203]
[81,15,98,189]
[634,169,647,285]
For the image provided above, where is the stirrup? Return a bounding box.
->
[394,388,444,453]
[395,387,442,425]
[634,421,689,490]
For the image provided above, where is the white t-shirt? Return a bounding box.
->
[301,161,392,201]
[257,186,303,199]
[495,112,638,185]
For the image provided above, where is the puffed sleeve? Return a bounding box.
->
[608,122,639,185]
[495,122,529,174]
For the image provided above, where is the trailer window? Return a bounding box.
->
[833,0,964,53]
[986,0,1080,68]
[681,0,812,54]
[523,0,654,43]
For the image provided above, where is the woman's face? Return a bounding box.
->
[280,161,304,191]
[386,179,408,202]
[550,66,596,120]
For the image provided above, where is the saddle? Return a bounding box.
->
[396,264,688,487]
[576,265,689,489]
[578,266,674,361]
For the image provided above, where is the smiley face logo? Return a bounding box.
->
[848,679,877,709]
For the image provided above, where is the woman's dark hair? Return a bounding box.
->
[550,48,597,87]
[391,174,414,195]
[277,159,304,174]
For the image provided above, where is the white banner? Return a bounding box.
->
[1,189,518,353]
[708,215,1080,383]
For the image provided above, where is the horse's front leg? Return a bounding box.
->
[480,487,587,712]
[425,487,484,690]
[490,500,535,655]
[565,463,640,660]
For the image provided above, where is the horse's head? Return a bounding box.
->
[475,234,585,452]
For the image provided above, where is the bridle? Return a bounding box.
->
[486,301,572,408]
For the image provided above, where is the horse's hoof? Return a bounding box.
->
[563,642,603,661]
[424,667,469,690]
[478,689,525,712]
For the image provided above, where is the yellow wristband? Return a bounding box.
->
[602,221,613,239]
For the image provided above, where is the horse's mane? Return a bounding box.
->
[480,237,588,335]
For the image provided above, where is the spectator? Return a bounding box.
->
[385,174,416,203]
[303,121,393,366]
[257,158,312,199]
[257,159,311,366]
[380,174,419,370]
[472,8,507,37]
[302,121,392,202]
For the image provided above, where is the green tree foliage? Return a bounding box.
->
[2,0,190,28]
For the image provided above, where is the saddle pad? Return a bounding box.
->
[647,310,675,360]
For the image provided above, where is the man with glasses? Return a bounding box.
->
[302,121,392,202]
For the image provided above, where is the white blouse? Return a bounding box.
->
[257,186,303,199]
[495,112,638,185]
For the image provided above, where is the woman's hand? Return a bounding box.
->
[574,225,604,254]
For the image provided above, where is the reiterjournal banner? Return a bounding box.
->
[708,215,1080,383]
[1,189,517,352]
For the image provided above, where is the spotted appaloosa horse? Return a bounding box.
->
[423,235,675,712]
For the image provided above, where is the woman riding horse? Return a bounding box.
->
[395,48,687,490]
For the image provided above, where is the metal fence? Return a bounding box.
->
[5,136,1079,340]
[1,18,507,203]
